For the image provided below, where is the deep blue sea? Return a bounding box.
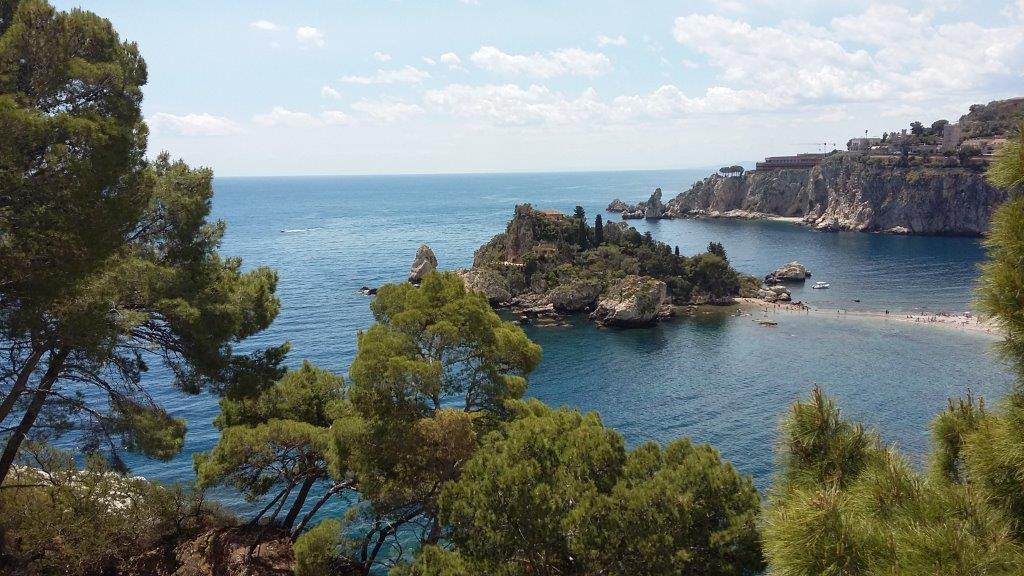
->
[127,169,1012,503]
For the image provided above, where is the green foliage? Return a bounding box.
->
[688,253,740,301]
[764,388,1024,575]
[195,361,344,531]
[0,442,232,576]
[427,400,763,575]
[981,121,1024,373]
[293,519,343,576]
[593,214,604,245]
[707,241,727,261]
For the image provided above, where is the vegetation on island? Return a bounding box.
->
[5,1,1024,575]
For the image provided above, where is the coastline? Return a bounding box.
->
[732,298,1002,337]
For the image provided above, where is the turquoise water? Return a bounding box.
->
[125,170,1010,501]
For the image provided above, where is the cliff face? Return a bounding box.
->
[666,155,1006,235]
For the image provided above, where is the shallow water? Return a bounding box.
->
[116,170,1010,502]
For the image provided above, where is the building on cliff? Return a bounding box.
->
[847,137,882,152]
[754,153,826,171]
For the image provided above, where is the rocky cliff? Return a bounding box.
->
[662,154,1005,236]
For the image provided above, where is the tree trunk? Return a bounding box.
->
[0,348,68,485]
[0,347,45,425]
[282,475,317,530]
[291,479,352,539]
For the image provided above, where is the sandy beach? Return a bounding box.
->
[733,298,1002,337]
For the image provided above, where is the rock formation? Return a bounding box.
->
[765,262,810,284]
[644,188,666,219]
[607,199,630,212]
[547,280,602,313]
[457,267,511,305]
[757,284,792,302]
[664,154,1005,236]
[608,188,668,220]
[590,275,668,327]
[408,244,438,283]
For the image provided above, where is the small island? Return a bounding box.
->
[455,204,760,327]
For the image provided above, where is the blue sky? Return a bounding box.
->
[52,0,1024,176]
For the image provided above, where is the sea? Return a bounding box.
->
[123,169,1012,504]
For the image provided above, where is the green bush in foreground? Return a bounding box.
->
[0,443,232,576]
[399,400,763,576]
[293,519,343,576]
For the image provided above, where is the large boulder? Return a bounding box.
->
[547,280,603,313]
[757,284,792,302]
[644,188,665,219]
[607,199,630,212]
[765,261,810,284]
[590,275,668,327]
[457,268,512,305]
[408,244,438,283]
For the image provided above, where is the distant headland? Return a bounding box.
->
[608,97,1023,236]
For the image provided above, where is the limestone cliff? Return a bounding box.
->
[665,154,1006,236]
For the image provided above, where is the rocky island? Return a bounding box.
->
[608,98,1022,236]
[454,204,760,326]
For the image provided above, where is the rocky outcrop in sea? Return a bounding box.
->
[765,262,810,284]
[408,244,438,283]
[590,275,670,326]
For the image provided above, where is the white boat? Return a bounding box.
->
[811,281,830,289]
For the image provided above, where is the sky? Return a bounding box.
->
[51,0,1024,176]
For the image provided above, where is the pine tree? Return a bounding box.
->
[594,214,604,245]
[708,241,728,261]
[407,401,763,575]
[0,1,283,482]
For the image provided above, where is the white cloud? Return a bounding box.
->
[439,52,463,69]
[671,8,1024,108]
[422,57,437,66]
[597,34,628,47]
[321,85,342,99]
[249,20,280,32]
[342,65,431,85]
[373,51,393,62]
[148,112,240,136]
[296,26,326,49]
[425,83,608,126]
[425,81,788,127]
[470,46,612,78]
[252,107,353,128]
[252,106,318,127]
[351,100,425,122]
[321,110,351,125]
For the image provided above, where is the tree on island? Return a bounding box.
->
[574,205,591,249]
[675,245,681,257]
[0,1,283,483]
[708,241,728,261]
[719,165,745,177]
[594,214,604,245]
